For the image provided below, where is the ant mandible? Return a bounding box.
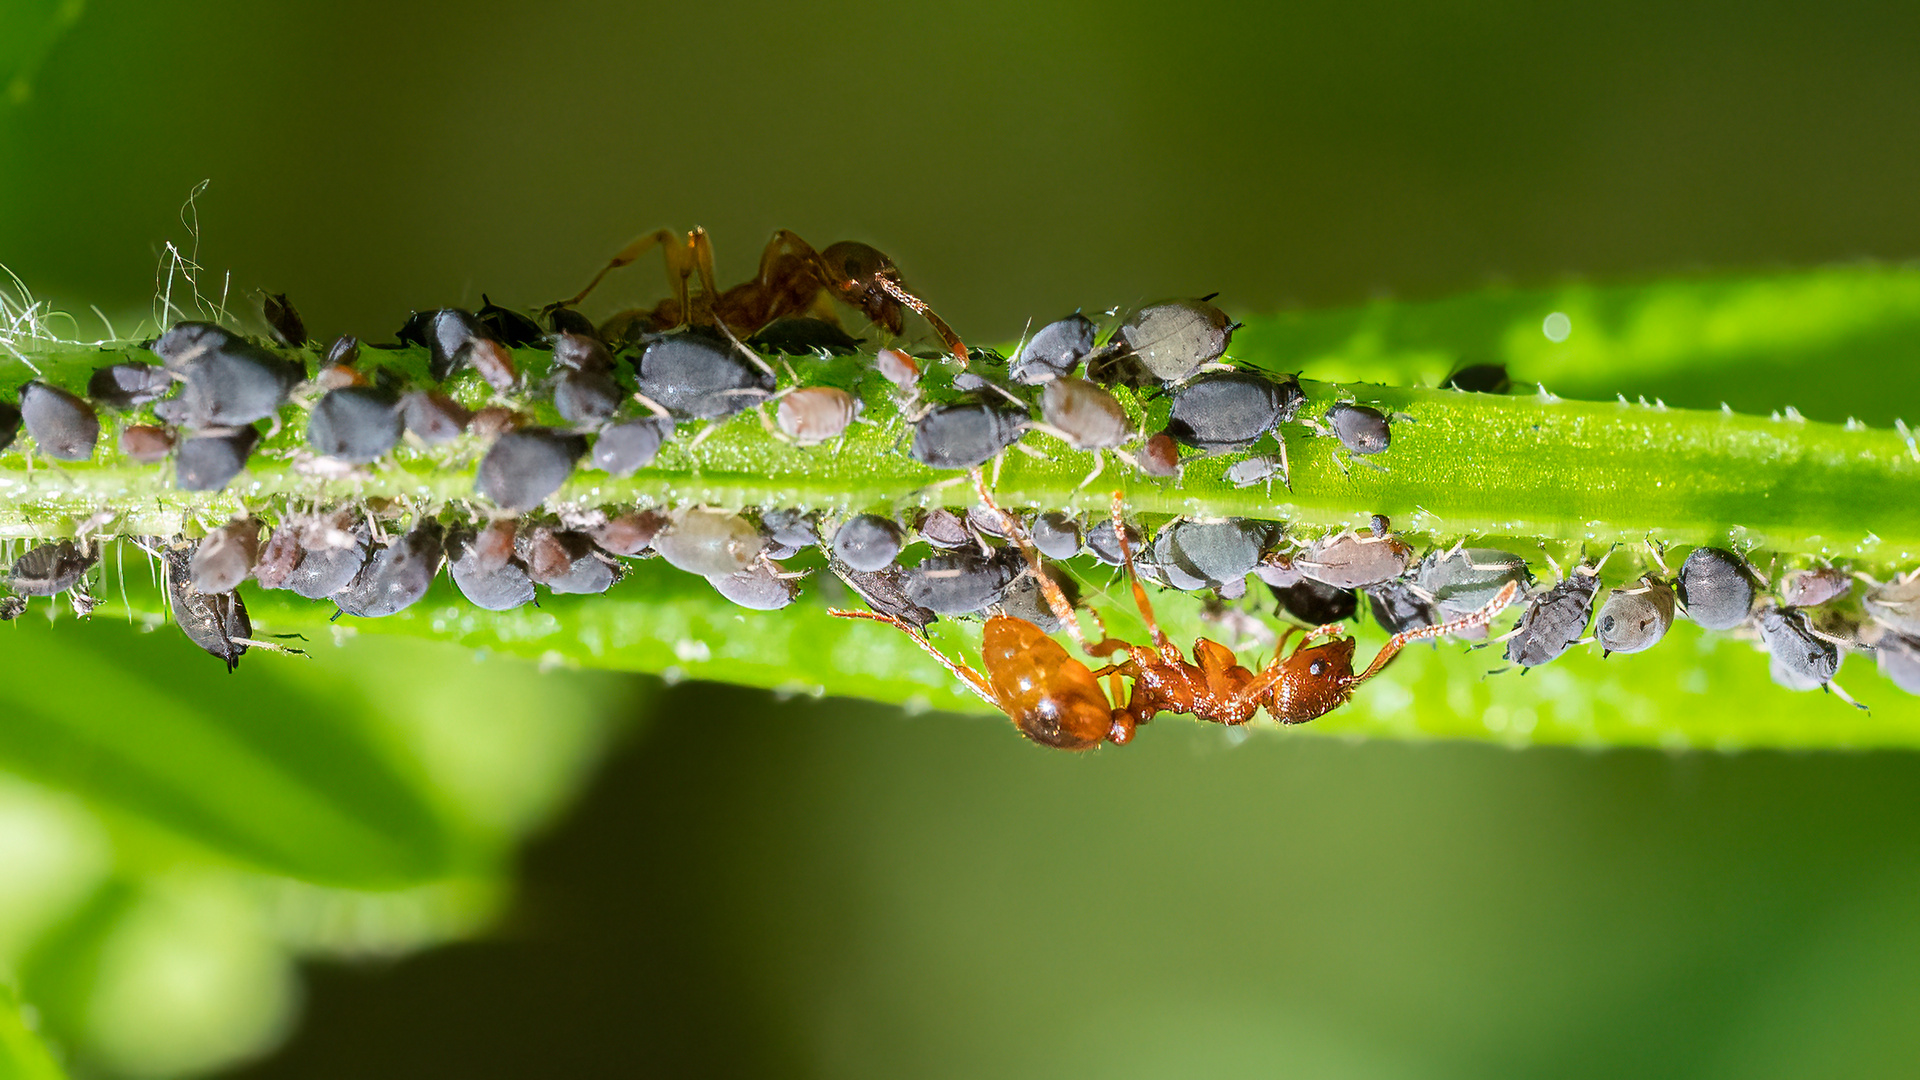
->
[552,227,970,365]
[830,471,1521,750]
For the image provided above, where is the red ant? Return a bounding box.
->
[831,471,1520,750]
[552,227,970,365]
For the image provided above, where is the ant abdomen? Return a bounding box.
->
[981,616,1120,750]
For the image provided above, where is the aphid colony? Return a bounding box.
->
[0,230,1914,747]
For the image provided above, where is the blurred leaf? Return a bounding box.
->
[0,0,85,105]
[0,979,67,1080]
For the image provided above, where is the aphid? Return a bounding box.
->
[475,427,588,512]
[834,474,1519,750]
[1296,526,1415,590]
[260,292,306,346]
[325,335,361,367]
[589,509,667,556]
[590,416,674,477]
[875,347,921,392]
[148,321,241,368]
[546,305,599,339]
[151,334,301,428]
[174,428,260,492]
[284,522,369,600]
[1873,631,1920,696]
[1503,561,1603,668]
[915,508,975,550]
[903,548,1022,615]
[1164,370,1304,452]
[1779,566,1852,608]
[119,424,174,463]
[401,390,472,445]
[1445,364,1511,394]
[10,539,95,596]
[998,566,1081,634]
[397,308,517,390]
[652,508,767,577]
[1136,432,1182,478]
[252,525,303,591]
[832,514,905,572]
[552,330,615,374]
[1038,377,1130,453]
[1594,574,1676,655]
[747,317,863,356]
[316,365,365,391]
[1678,547,1758,630]
[553,368,624,425]
[1149,518,1282,590]
[1271,577,1358,625]
[708,561,803,611]
[632,330,775,419]
[1367,580,1435,634]
[524,528,617,595]
[308,386,403,463]
[0,597,24,620]
[334,522,445,618]
[165,547,250,672]
[472,518,519,571]
[472,406,523,439]
[776,387,863,445]
[1085,518,1144,567]
[449,527,536,611]
[908,399,1030,469]
[18,382,100,461]
[1010,314,1097,384]
[1413,548,1534,624]
[0,402,20,452]
[1226,454,1285,489]
[1028,511,1081,560]
[1758,606,1861,707]
[1324,403,1391,455]
[475,295,547,348]
[1862,573,1920,638]
[189,518,261,595]
[88,362,174,410]
[966,503,1013,540]
[1111,299,1235,383]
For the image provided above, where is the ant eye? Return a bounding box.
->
[1309,660,1325,676]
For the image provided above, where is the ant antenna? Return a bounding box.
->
[1356,581,1522,684]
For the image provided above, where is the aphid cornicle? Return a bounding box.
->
[831,472,1518,750]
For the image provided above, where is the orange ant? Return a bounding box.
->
[831,471,1521,750]
[552,227,970,364]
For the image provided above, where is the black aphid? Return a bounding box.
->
[1678,547,1757,630]
[1010,314,1097,384]
[904,548,1021,615]
[999,567,1081,634]
[18,382,99,461]
[398,308,492,381]
[1594,575,1676,655]
[1084,518,1145,567]
[1150,518,1281,589]
[589,417,674,477]
[476,427,588,512]
[88,362,174,410]
[909,400,1030,469]
[189,518,261,595]
[1367,580,1435,634]
[832,558,938,632]
[709,562,803,611]
[1297,529,1415,590]
[747,317,863,356]
[261,292,306,346]
[1029,511,1081,560]
[165,547,249,672]
[449,528,536,611]
[1504,568,1601,668]
[833,514,905,573]
[153,339,301,428]
[334,523,445,618]
[308,386,403,463]
[401,390,471,445]
[1759,607,1847,698]
[149,321,240,370]
[1445,364,1511,394]
[632,330,774,419]
[10,540,95,596]
[476,295,548,348]
[1113,299,1234,383]
[0,402,19,453]
[1414,548,1534,623]
[553,368,624,425]
[1326,403,1391,455]
[174,428,261,492]
[652,508,767,577]
[1270,577,1358,625]
[1164,370,1303,452]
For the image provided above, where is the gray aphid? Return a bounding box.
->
[1164,370,1303,451]
[401,390,471,445]
[1029,511,1081,560]
[831,558,938,633]
[632,331,773,419]
[1151,518,1281,588]
[1325,403,1391,455]
[476,427,588,511]
[1778,567,1852,608]
[1503,569,1601,668]
[590,417,674,477]
[1594,574,1676,655]
[904,548,1021,614]
[153,338,301,427]
[19,382,99,461]
[909,400,1031,469]
[708,561,802,611]
[1084,518,1145,567]
[449,528,536,611]
[998,567,1080,634]
[1115,299,1234,382]
[88,362,174,410]
[173,428,260,492]
[1010,314,1097,384]
[308,386,403,463]
[1678,547,1757,630]
[1864,575,1920,638]
[1758,607,1843,692]
[1415,548,1534,622]
[759,508,820,552]
[1226,454,1285,488]
[285,523,370,600]
[1874,632,1920,696]
[1367,580,1435,634]
[189,518,261,595]
[1296,530,1414,590]
[10,540,95,597]
[334,523,445,618]
[833,514,905,573]
[554,368,624,425]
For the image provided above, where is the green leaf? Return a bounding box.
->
[0,979,68,1080]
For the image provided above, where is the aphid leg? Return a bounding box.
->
[1077,449,1106,492]
[828,608,999,709]
[1276,436,1293,490]
[969,469,1090,650]
[1825,679,1869,712]
[1105,490,1177,656]
[230,637,310,659]
[1356,581,1521,684]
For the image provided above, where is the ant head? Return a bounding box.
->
[1268,636,1361,725]
[821,241,897,286]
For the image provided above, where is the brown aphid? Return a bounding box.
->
[525,526,591,583]
[120,424,174,463]
[832,471,1518,750]
[403,390,473,444]
[315,364,365,390]
[775,386,863,445]
[1295,526,1415,589]
[190,517,262,595]
[1038,378,1130,451]
[253,525,303,590]
[875,347,921,390]
[469,405,526,441]
[468,338,519,393]
[473,519,519,572]
[590,509,668,556]
[1138,432,1181,477]
[1780,566,1853,608]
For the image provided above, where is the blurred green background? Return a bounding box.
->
[4,0,1920,1077]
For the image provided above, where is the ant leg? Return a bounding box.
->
[829,608,1000,710]
[1354,580,1521,685]
[1106,489,1176,656]
[1289,623,1349,654]
[970,468,1092,652]
[558,228,692,311]
[687,227,720,305]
